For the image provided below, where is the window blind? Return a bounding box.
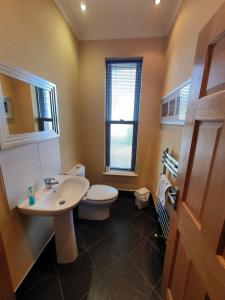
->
[105,59,143,171]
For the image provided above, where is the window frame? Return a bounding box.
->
[35,87,54,131]
[105,58,143,172]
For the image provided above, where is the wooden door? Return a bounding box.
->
[0,230,15,300]
[162,3,225,300]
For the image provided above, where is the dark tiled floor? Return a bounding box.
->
[16,192,164,300]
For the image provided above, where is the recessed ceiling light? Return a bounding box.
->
[154,0,161,5]
[80,3,87,12]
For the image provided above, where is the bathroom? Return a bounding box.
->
[0,0,225,300]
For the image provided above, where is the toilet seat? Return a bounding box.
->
[79,184,118,219]
[83,184,118,205]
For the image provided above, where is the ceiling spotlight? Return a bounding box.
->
[154,0,161,5]
[80,3,87,12]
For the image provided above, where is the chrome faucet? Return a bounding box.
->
[44,177,59,190]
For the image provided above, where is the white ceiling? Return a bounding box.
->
[55,0,183,40]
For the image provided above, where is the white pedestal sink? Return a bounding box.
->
[18,175,89,263]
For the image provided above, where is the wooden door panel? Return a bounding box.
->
[169,235,191,300]
[200,123,225,252]
[183,264,206,300]
[178,203,225,300]
[184,121,222,220]
[207,34,225,95]
[169,234,208,300]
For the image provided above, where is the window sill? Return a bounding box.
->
[102,171,138,177]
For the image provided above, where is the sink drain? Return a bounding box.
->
[58,200,66,205]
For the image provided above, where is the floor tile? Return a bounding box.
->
[129,239,164,287]
[154,278,162,297]
[148,230,162,251]
[77,220,109,249]
[111,203,142,221]
[80,284,112,300]
[75,228,86,254]
[88,234,126,277]
[58,252,102,300]
[141,200,157,218]
[20,238,57,291]
[148,289,162,300]
[103,257,153,300]
[17,273,62,300]
[130,212,158,238]
[111,223,144,255]
[103,211,132,234]
[111,196,133,209]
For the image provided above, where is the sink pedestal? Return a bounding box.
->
[54,211,78,263]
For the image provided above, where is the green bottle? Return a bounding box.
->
[28,186,35,206]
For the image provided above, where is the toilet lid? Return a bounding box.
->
[86,185,118,201]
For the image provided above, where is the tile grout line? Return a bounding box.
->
[128,220,161,252]
[85,231,112,251]
[127,213,164,254]
[127,255,155,290]
[128,255,163,299]
[56,271,65,300]
[152,276,163,300]
[24,271,55,292]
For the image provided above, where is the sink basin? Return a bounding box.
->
[18,175,89,263]
[18,175,89,216]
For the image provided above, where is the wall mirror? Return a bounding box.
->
[0,61,59,149]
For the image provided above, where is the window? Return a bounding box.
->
[35,87,54,131]
[105,58,143,171]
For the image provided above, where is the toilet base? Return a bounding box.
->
[78,204,110,220]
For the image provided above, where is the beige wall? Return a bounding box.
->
[79,38,167,191]
[151,0,225,203]
[0,0,81,289]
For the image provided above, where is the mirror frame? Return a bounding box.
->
[0,60,59,149]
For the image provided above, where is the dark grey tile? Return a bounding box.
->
[148,289,162,300]
[129,240,163,287]
[111,196,133,209]
[103,212,132,234]
[111,202,142,221]
[148,230,162,252]
[103,258,152,300]
[76,229,86,254]
[58,252,102,300]
[77,220,109,249]
[154,278,162,297]
[20,239,57,291]
[18,273,62,300]
[130,213,158,237]
[141,201,157,218]
[88,234,126,277]
[111,223,144,255]
[80,284,112,300]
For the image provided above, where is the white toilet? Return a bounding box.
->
[67,164,118,220]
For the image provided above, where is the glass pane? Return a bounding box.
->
[43,121,53,131]
[36,88,52,119]
[111,64,137,121]
[179,83,191,120]
[110,124,133,169]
